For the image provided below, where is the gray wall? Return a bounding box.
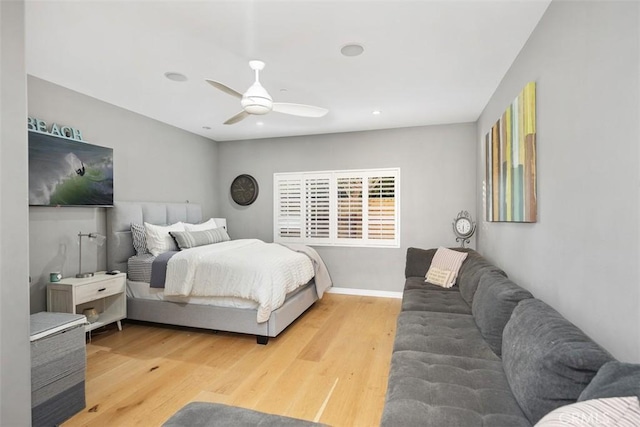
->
[1,0,32,424]
[476,1,639,362]
[28,77,220,313]
[218,123,477,292]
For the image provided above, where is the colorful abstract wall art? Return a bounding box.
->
[485,81,536,222]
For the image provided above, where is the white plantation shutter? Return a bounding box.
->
[274,168,399,247]
[304,176,331,241]
[275,176,302,239]
[336,177,363,240]
[368,175,397,241]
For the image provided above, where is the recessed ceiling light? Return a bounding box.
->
[256,121,264,126]
[372,110,381,115]
[341,43,365,57]
[164,72,187,82]
[202,126,211,130]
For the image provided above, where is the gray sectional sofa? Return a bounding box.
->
[381,247,640,426]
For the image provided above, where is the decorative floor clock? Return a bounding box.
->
[453,211,476,248]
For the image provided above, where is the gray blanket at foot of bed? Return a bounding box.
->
[163,402,324,427]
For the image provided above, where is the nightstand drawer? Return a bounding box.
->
[76,277,124,304]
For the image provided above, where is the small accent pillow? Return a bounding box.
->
[534,396,640,426]
[144,222,185,256]
[169,228,231,250]
[424,267,454,287]
[184,218,218,232]
[424,247,468,288]
[131,223,149,255]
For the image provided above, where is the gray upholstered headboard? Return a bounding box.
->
[107,201,203,272]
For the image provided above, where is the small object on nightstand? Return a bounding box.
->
[82,307,99,323]
[75,232,106,278]
[49,272,62,282]
[106,269,120,275]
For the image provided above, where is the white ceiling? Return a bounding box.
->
[25,0,551,142]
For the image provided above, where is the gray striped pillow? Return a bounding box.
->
[131,223,149,255]
[535,396,640,426]
[169,228,231,250]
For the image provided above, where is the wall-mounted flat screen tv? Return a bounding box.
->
[28,130,114,206]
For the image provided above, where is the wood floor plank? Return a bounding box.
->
[226,324,318,408]
[62,294,401,427]
[250,358,318,416]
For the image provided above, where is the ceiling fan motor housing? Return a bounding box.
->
[242,81,273,115]
[242,96,272,115]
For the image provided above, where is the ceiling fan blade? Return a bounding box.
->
[272,103,328,118]
[223,111,250,125]
[205,79,243,99]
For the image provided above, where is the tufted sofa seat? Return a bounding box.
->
[381,247,640,427]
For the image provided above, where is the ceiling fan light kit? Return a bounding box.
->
[206,60,328,125]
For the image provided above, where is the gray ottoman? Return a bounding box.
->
[163,402,324,427]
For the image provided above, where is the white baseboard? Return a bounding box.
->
[326,287,403,299]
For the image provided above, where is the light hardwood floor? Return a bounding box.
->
[63,294,401,427]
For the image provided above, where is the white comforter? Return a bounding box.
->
[164,239,315,323]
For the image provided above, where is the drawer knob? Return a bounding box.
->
[98,287,106,292]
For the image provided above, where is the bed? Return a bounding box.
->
[106,201,331,344]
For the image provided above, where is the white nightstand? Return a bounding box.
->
[47,272,127,332]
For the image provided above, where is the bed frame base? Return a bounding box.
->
[126,282,318,343]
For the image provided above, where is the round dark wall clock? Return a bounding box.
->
[230,174,259,206]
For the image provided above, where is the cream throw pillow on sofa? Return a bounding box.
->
[425,267,454,287]
[425,247,468,288]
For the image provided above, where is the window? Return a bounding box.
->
[274,168,400,247]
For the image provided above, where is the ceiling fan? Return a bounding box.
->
[206,60,328,125]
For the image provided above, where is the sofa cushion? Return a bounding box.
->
[471,272,533,356]
[402,288,472,315]
[402,278,472,314]
[502,299,614,424]
[578,361,640,402]
[382,351,531,427]
[457,252,507,305]
[393,311,499,361]
[405,247,437,278]
[404,276,460,293]
[163,402,323,426]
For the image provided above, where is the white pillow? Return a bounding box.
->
[424,247,468,288]
[534,396,640,426]
[184,218,218,232]
[144,222,185,256]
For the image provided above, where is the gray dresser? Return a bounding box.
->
[30,312,87,427]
